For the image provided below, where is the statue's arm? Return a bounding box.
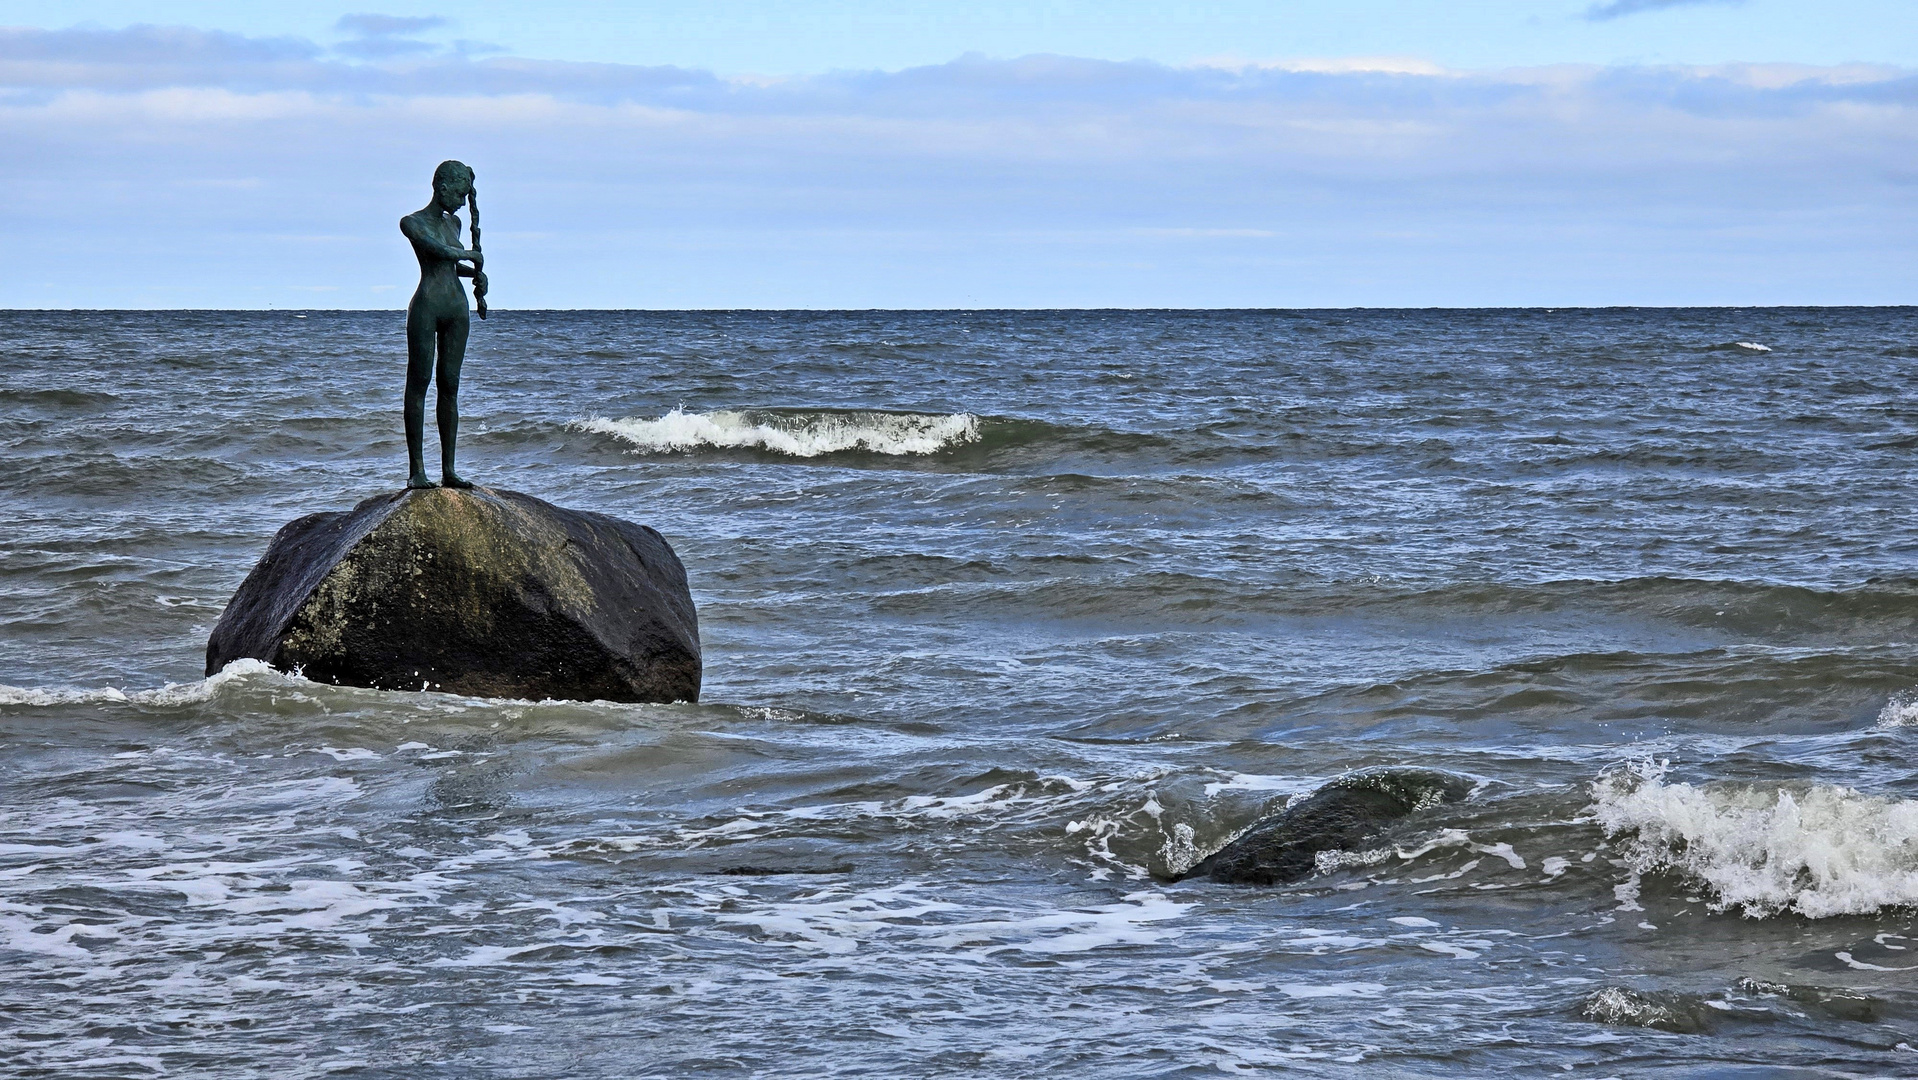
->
[400,215,483,267]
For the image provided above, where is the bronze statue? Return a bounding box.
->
[400,160,488,490]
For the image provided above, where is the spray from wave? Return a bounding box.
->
[1590,762,1918,918]
[574,408,981,457]
[1875,690,1918,727]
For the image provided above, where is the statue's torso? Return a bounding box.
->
[405,210,467,316]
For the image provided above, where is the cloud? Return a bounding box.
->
[0,24,1913,307]
[334,14,448,37]
[1585,0,1744,21]
[333,12,448,59]
[0,24,317,67]
[333,36,438,59]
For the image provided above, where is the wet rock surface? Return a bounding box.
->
[1175,767,1475,885]
[205,487,700,703]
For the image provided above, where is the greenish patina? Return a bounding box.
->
[400,160,489,490]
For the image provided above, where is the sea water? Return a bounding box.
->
[3,308,1917,1076]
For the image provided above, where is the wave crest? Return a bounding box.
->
[575,408,981,457]
[1591,763,1918,918]
[0,659,286,708]
[1876,690,1918,727]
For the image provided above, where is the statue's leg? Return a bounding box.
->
[437,313,473,488]
[404,304,437,489]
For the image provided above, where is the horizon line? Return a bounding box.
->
[4,304,1914,314]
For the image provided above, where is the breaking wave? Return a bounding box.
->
[1875,691,1918,727]
[0,659,287,708]
[1580,986,1711,1033]
[575,408,982,457]
[1591,763,1918,918]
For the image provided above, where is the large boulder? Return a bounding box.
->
[1173,767,1473,885]
[206,487,700,703]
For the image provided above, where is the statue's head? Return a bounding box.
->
[432,159,475,210]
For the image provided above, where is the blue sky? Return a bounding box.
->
[15,1,1918,72]
[2,2,1914,307]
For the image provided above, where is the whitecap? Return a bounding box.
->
[1734,341,1773,352]
[574,407,981,457]
[1876,691,1918,727]
[1591,763,1918,917]
[0,658,286,708]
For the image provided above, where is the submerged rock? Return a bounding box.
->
[205,487,700,703]
[1173,767,1474,885]
[1581,986,1713,1034]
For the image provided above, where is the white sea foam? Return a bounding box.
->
[1734,341,1772,352]
[710,883,1192,957]
[1591,763,1918,917]
[1201,772,1321,799]
[575,407,981,457]
[1581,986,1707,1032]
[1275,982,1387,998]
[1876,691,1918,727]
[577,775,1103,857]
[0,659,285,708]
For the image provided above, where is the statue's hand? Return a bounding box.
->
[467,250,484,271]
[473,272,489,298]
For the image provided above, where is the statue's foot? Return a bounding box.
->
[441,473,475,490]
[406,472,439,490]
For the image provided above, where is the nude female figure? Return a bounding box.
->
[400,160,488,489]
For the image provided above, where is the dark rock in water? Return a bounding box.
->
[205,487,700,703]
[1173,767,1473,886]
[1580,986,1713,1034]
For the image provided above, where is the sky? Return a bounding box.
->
[2,1,1914,308]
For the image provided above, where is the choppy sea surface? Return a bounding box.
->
[5,308,1918,1078]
